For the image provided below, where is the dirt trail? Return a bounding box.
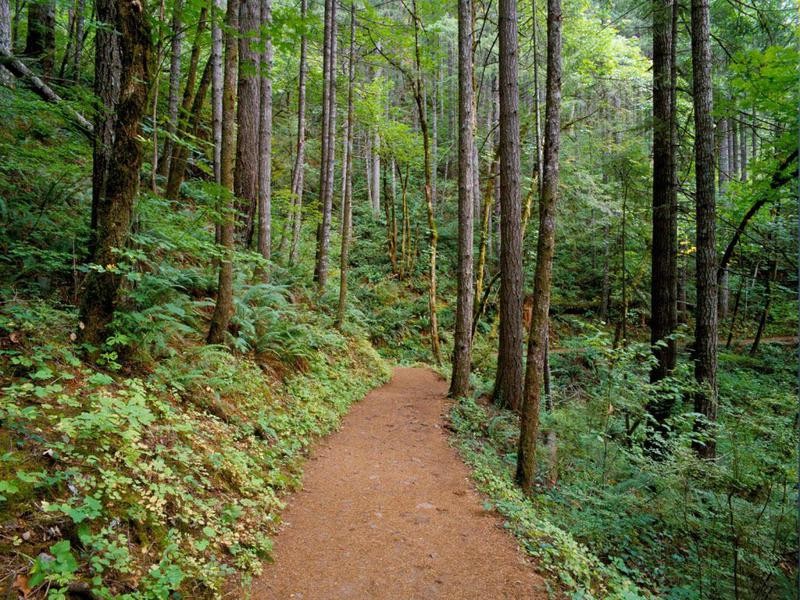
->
[251,367,546,599]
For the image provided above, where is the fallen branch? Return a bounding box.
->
[0,49,94,137]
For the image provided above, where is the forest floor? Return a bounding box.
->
[250,367,547,599]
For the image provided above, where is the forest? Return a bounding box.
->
[0,0,797,597]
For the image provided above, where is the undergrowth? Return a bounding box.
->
[451,327,797,600]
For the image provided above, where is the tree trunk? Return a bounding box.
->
[165,56,212,200]
[725,278,742,349]
[0,0,10,84]
[159,0,184,179]
[336,2,356,329]
[647,0,677,433]
[207,0,239,345]
[410,0,441,364]
[287,0,307,266]
[372,127,381,216]
[314,0,337,291]
[449,0,475,398]
[492,0,524,412]
[257,0,273,271]
[718,117,730,193]
[165,7,208,199]
[71,0,85,81]
[690,0,718,459]
[211,0,224,185]
[235,0,260,245]
[516,0,562,494]
[749,260,777,356]
[24,0,54,79]
[80,0,151,346]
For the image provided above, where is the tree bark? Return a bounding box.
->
[24,0,54,79]
[235,0,261,245]
[336,2,356,329]
[287,0,307,266]
[257,0,273,270]
[159,0,184,178]
[492,0,524,412]
[314,0,337,291]
[749,259,777,356]
[165,55,212,200]
[80,0,151,346]
[410,0,441,364]
[449,0,475,398]
[0,0,10,84]
[211,0,224,185]
[690,0,718,459]
[516,0,562,493]
[647,0,677,434]
[166,7,208,199]
[207,0,239,344]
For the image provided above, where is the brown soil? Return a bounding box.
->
[251,367,547,599]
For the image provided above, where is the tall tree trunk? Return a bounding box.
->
[0,0,11,83]
[749,260,776,356]
[24,0,54,79]
[166,7,208,200]
[531,0,543,195]
[71,0,85,81]
[159,0,184,179]
[718,117,730,193]
[690,0,718,459]
[207,0,239,344]
[492,0,524,412]
[449,0,475,398]
[516,0,562,494]
[336,2,356,329]
[372,127,381,216]
[314,0,337,290]
[80,0,151,346]
[647,0,677,435]
[211,0,224,186]
[287,0,307,266]
[410,0,441,364]
[165,56,212,200]
[257,0,273,270]
[235,0,260,245]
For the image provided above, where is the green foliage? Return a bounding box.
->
[453,328,797,599]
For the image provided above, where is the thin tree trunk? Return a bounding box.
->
[690,0,718,459]
[288,0,307,266]
[165,56,212,200]
[492,0,524,412]
[749,260,777,355]
[235,0,260,245]
[211,0,224,185]
[449,0,475,398]
[71,0,85,81]
[718,117,730,193]
[80,0,151,345]
[166,7,208,199]
[314,0,337,290]
[517,0,562,494]
[159,0,184,178]
[410,0,441,364]
[725,277,742,349]
[336,3,356,329]
[207,0,239,344]
[372,127,381,216]
[531,0,543,195]
[0,0,10,84]
[257,0,273,272]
